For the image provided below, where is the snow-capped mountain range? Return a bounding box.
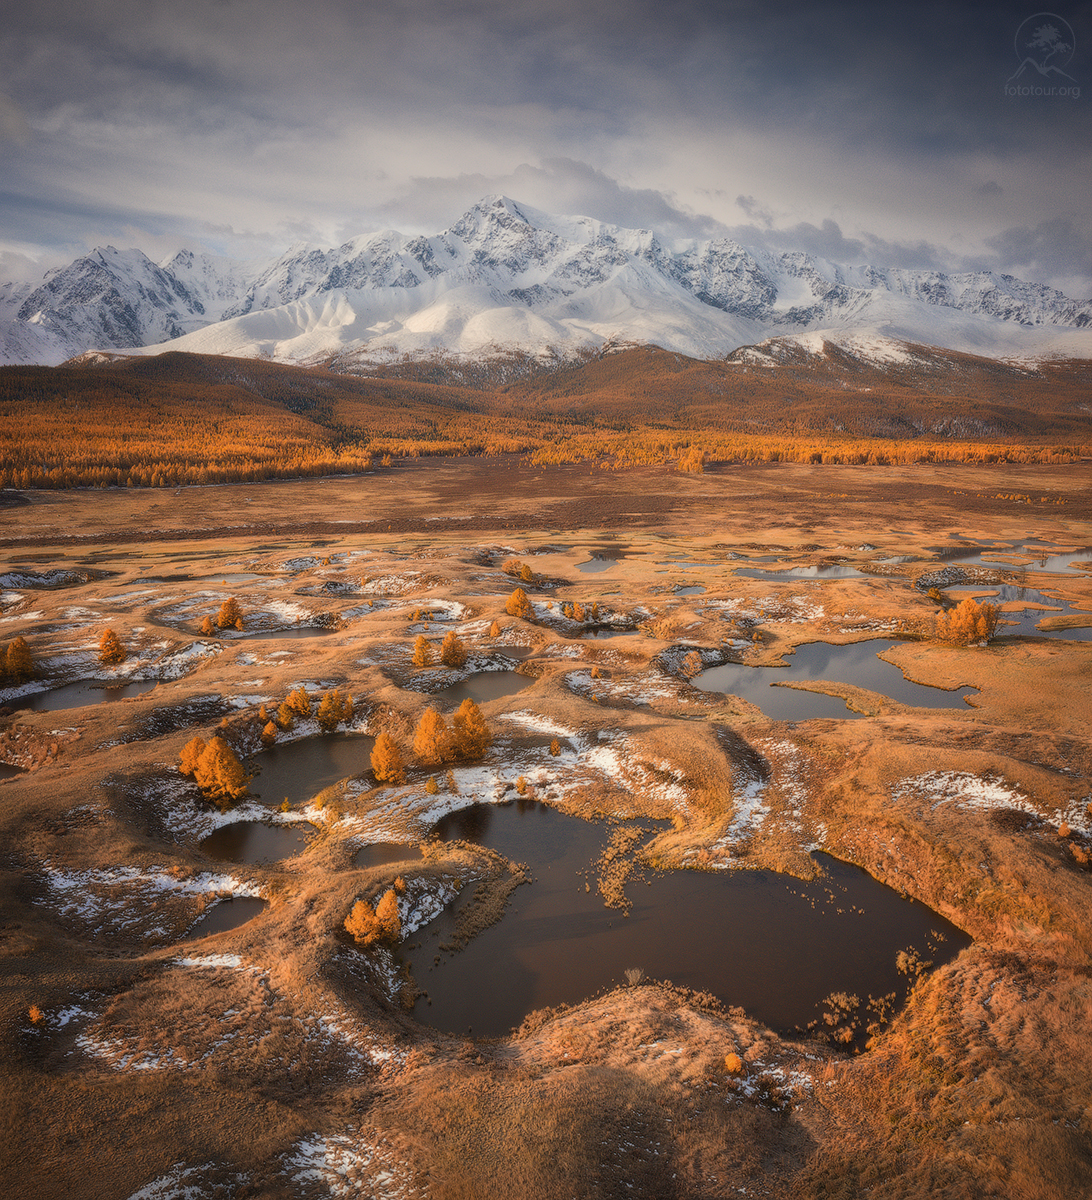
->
[2,196,1090,368]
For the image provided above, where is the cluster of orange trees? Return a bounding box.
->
[370,698,492,784]
[933,596,1000,645]
[3,346,1088,489]
[258,686,354,745]
[202,597,245,634]
[178,735,251,808]
[411,630,468,669]
[344,878,404,947]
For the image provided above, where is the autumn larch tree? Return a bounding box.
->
[453,698,491,760]
[178,735,207,778]
[285,686,312,718]
[440,630,467,668]
[194,736,251,807]
[98,628,126,666]
[370,731,406,784]
[276,700,296,731]
[412,635,433,668]
[505,587,532,619]
[488,619,501,638]
[413,707,452,766]
[374,888,402,941]
[344,888,401,946]
[216,596,244,630]
[260,720,278,747]
[316,687,353,732]
[4,637,34,683]
[199,616,215,636]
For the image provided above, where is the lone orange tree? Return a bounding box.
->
[98,628,126,665]
[453,698,491,760]
[2,637,34,683]
[412,634,433,667]
[413,707,452,765]
[370,731,406,784]
[505,587,532,619]
[440,630,468,667]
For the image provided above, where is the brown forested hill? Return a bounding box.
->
[1,343,1090,487]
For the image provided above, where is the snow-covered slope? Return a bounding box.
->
[2,196,1090,366]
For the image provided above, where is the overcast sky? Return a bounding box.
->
[1,0,1089,295]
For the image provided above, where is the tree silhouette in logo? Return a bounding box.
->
[1009,15,1077,82]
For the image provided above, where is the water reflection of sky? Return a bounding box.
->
[694,639,978,718]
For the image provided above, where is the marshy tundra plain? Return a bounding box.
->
[3,458,1092,1199]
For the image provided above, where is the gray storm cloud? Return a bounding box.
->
[0,0,1088,294]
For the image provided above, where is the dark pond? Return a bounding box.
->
[404,802,970,1039]
[0,763,26,780]
[579,625,637,639]
[674,585,706,596]
[238,626,336,642]
[732,564,867,580]
[182,896,269,938]
[200,820,315,864]
[428,670,534,709]
[11,678,160,712]
[692,639,978,719]
[354,842,425,869]
[575,550,626,573]
[251,733,375,808]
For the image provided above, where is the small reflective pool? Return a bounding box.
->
[182,896,269,938]
[428,671,534,709]
[11,678,160,712]
[200,821,315,864]
[354,842,425,869]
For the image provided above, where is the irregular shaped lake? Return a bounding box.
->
[428,670,534,709]
[200,821,315,864]
[693,640,978,719]
[251,732,375,808]
[404,802,970,1039]
[354,842,425,869]
[12,678,160,712]
[182,896,269,938]
[575,550,626,573]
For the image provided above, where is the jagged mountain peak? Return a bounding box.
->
[1,197,1090,367]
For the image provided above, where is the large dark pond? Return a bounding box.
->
[428,670,534,709]
[11,678,160,712]
[200,821,315,864]
[692,639,978,719]
[250,732,375,807]
[404,801,970,1039]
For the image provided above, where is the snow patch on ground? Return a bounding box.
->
[346,713,690,841]
[37,865,264,940]
[891,770,1069,826]
[285,1131,416,1199]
